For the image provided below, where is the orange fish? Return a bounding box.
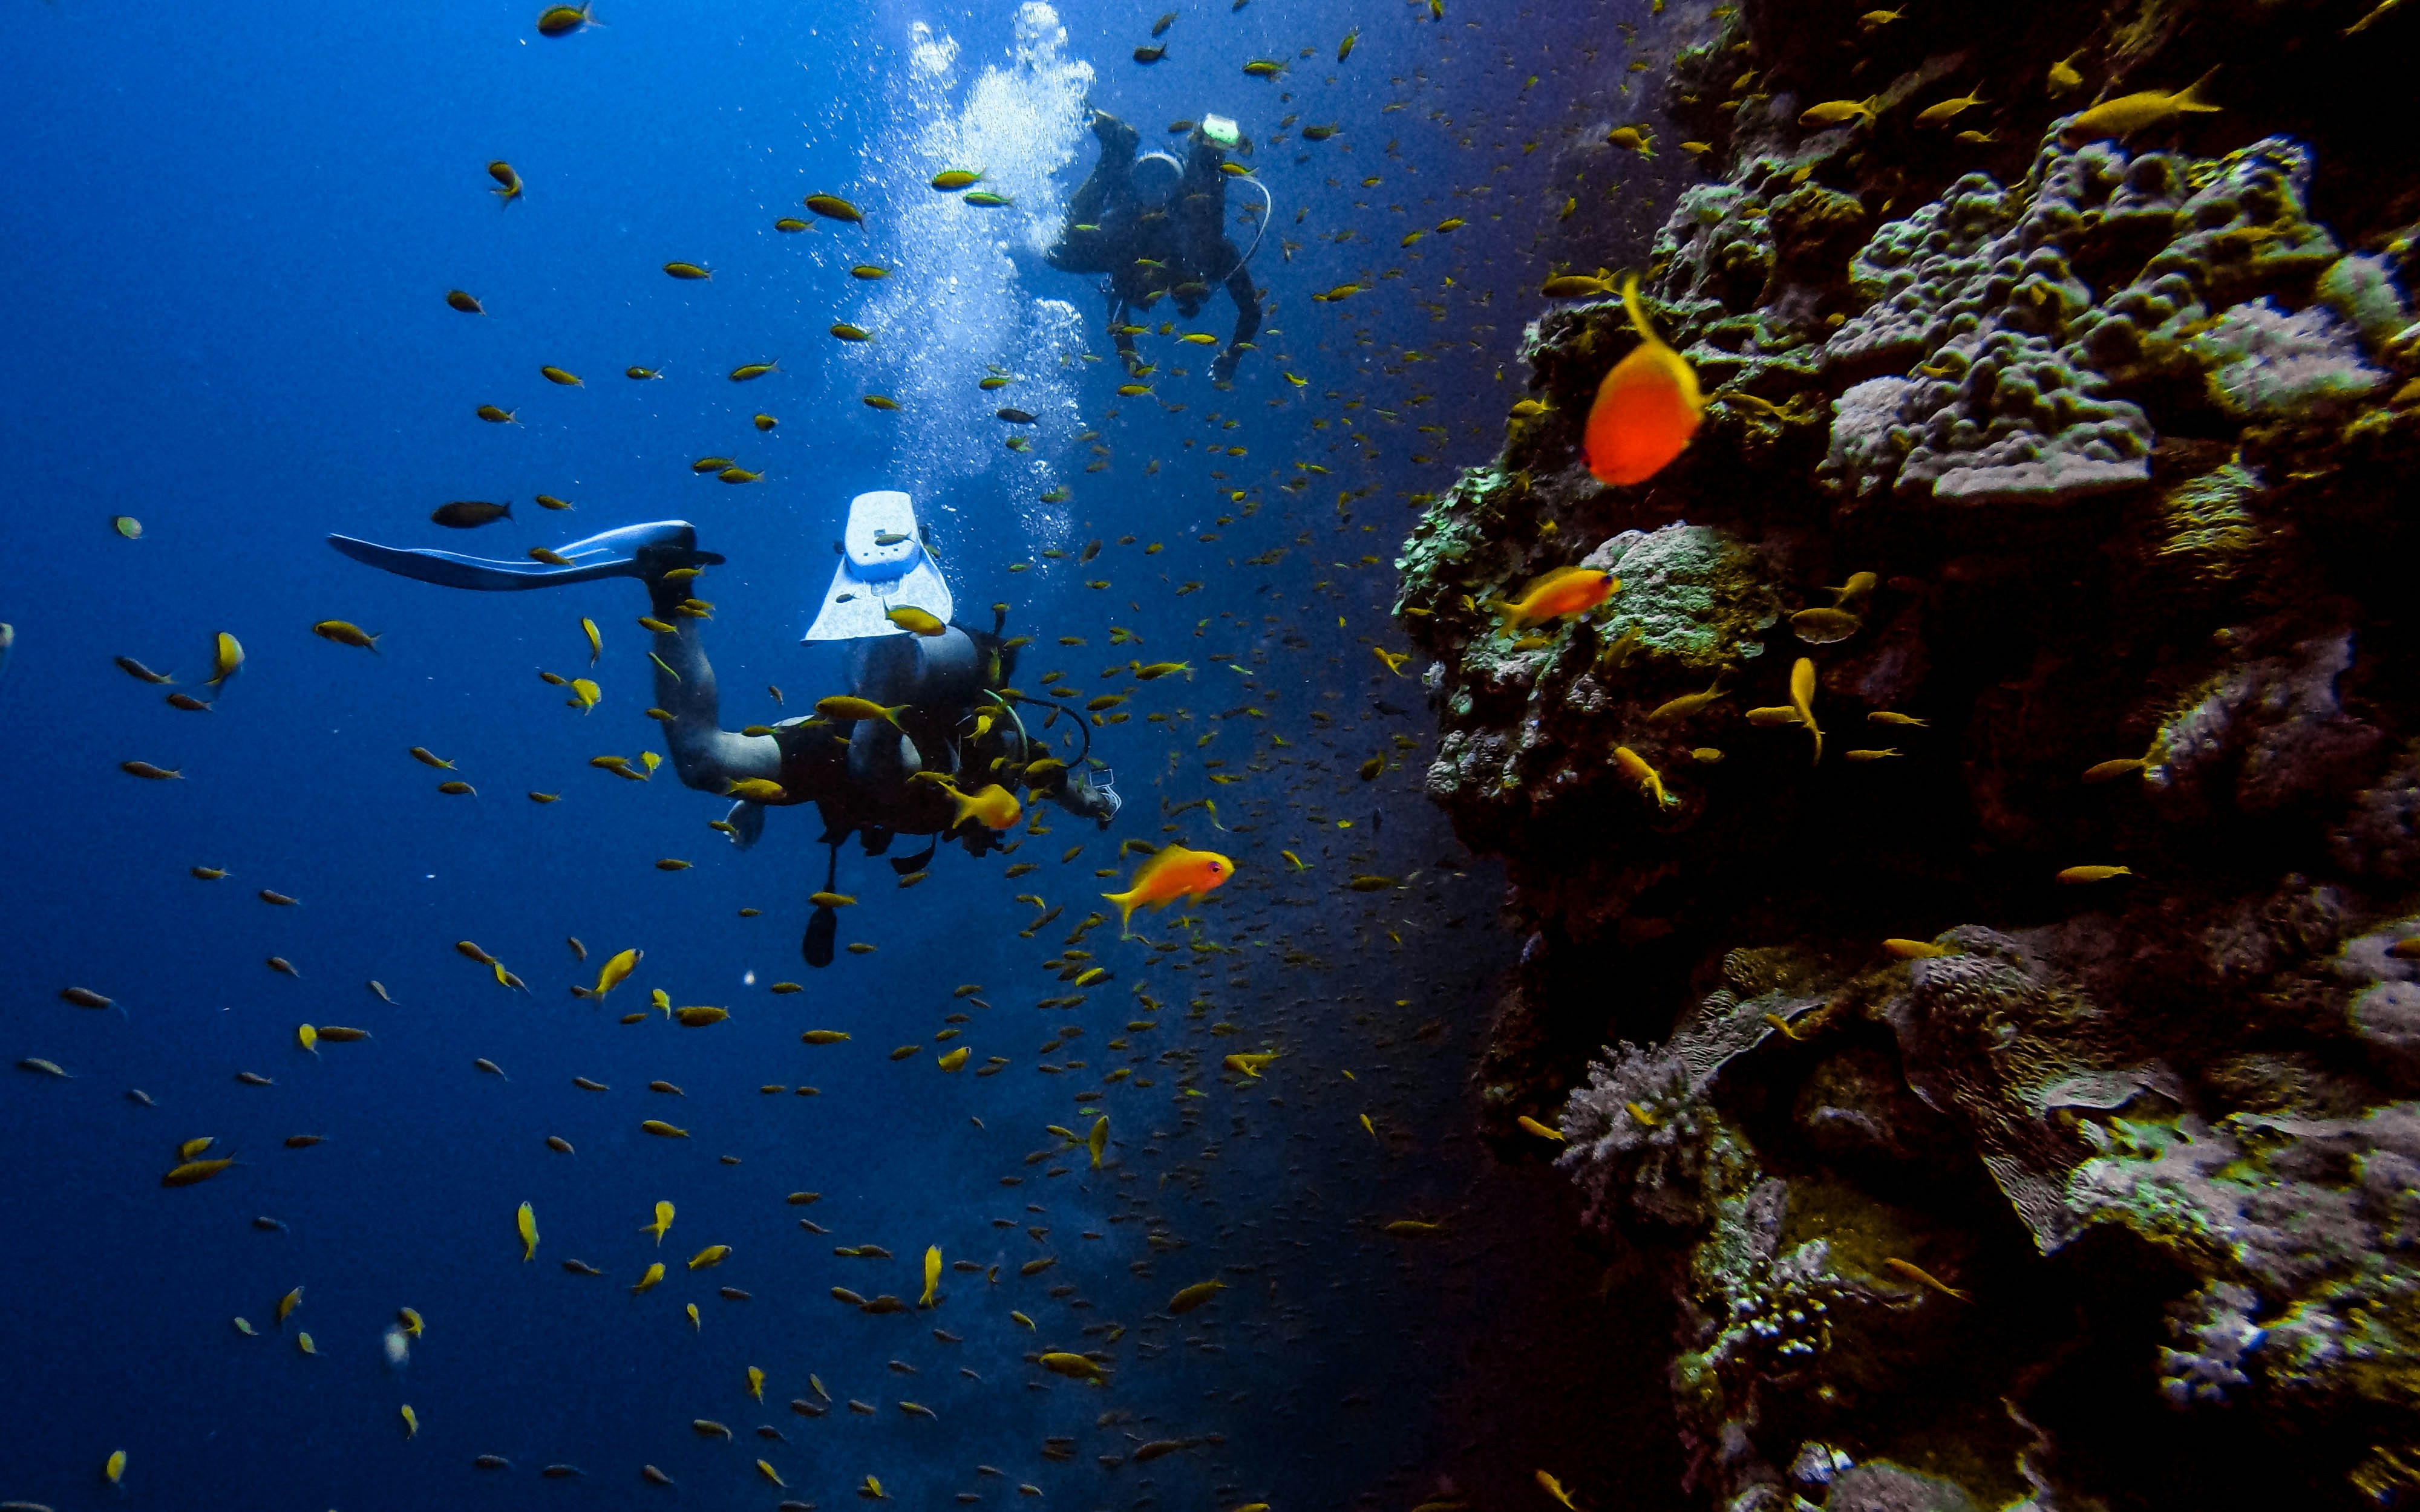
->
[1103,844,1233,935]
[1584,273,1702,485]
[1492,567,1617,634]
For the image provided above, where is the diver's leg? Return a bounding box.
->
[1212,256,1262,384]
[842,635,926,790]
[1047,114,1140,272]
[644,569,782,795]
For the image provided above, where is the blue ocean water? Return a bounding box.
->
[0,1,1688,1507]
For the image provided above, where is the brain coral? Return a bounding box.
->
[1820,133,2347,507]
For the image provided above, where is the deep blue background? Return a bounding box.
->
[0,0,1694,1507]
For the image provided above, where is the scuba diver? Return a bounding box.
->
[1046,109,1267,385]
[327,492,1121,965]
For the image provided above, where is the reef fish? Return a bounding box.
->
[1584,275,1702,485]
[1491,567,1617,633]
[2058,68,2219,145]
[1103,844,1233,934]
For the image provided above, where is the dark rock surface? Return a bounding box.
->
[1401,0,2420,1505]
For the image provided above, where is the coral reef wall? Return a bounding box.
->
[1398,0,2420,1506]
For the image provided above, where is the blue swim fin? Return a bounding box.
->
[327,520,722,591]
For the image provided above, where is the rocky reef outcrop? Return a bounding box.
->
[1399,0,2420,1506]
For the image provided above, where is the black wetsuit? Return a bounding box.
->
[1047,123,1263,381]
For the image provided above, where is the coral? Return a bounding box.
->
[1585,525,1783,674]
[1817,135,2367,507]
[2192,298,2387,420]
[2316,253,2413,354]
[1398,3,2420,1507]
[1880,929,2177,1253]
[2144,630,2385,821]
[2332,745,2420,882]
[1819,1462,1983,1512]
[2151,459,2264,585]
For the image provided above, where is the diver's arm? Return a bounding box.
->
[646,581,782,793]
[1213,259,1261,382]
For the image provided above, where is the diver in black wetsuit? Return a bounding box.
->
[327,512,1121,964]
[1047,109,1265,385]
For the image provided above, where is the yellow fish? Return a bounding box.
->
[643,1200,674,1243]
[1613,746,1676,809]
[1517,1115,1567,1142]
[943,782,1022,831]
[208,631,244,687]
[2056,864,2133,884]
[688,1244,731,1269]
[278,1286,304,1323]
[1790,657,1821,762]
[632,1262,665,1294]
[1883,939,1951,959]
[748,1365,765,1400]
[568,677,600,713]
[593,948,641,999]
[1087,1116,1108,1169]
[517,1201,538,1262]
[582,617,601,663]
[106,1449,126,1484]
[312,620,379,651]
[1798,96,1881,128]
[398,1307,424,1337]
[886,606,947,636]
[1223,1051,1278,1078]
[1537,1470,1578,1509]
[1915,87,1989,126]
[816,696,908,728]
[1647,682,1730,722]
[1168,1279,1227,1313]
[2059,68,2219,144]
[921,1245,942,1307]
[1038,1352,1105,1384]
[401,1404,418,1438]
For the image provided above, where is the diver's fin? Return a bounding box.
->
[803,907,837,968]
[802,491,953,641]
[725,800,765,851]
[890,838,938,876]
[329,521,722,591]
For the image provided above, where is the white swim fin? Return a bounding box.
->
[801,490,954,642]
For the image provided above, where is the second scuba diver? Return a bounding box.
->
[329,492,1121,965]
[1047,109,1266,385]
